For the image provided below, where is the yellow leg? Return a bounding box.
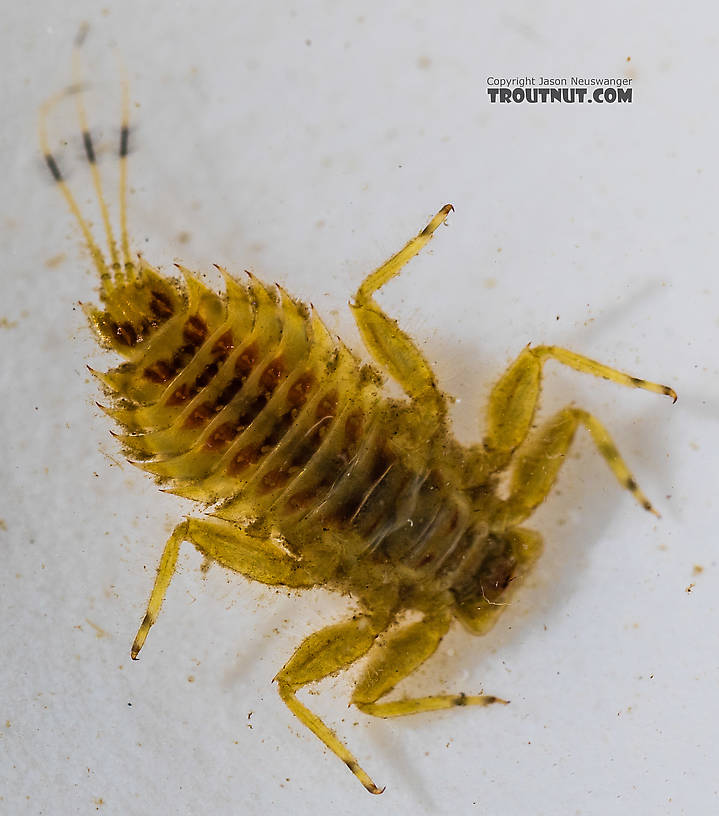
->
[534,345,677,402]
[131,517,327,659]
[484,345,676,459]
[350,205,453,420]
[494,406,659,529]
[351,610,506,718]
[275,616,387,794]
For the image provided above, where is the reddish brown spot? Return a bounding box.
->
[481,554,516,602]
[183,315,207,346]
[184,401,215,428]
[195,362,219,389]
[170,344,195,370]
[228,446,261,475]
[285,489,315,511]
[287,373,315,407]
[315,391,338,420]
[344,410,364,445]
[166,383,195,405]
[260,358,285,393]
[149,290,174,319]
[286,442,316,472]
[420,553,436,567]
[285,413,330,471]
[370,445,394,481]
[215,378,244,408]
[236,395,268,428]
[260,468,290,491]
[136,317,151,339]
[143,360,172,383]
[235,344,258,375]
[262,413,295,449]
[205,422,237,451]
[289,443,316,469]
[114,321,137,347]
[212,330,234,360]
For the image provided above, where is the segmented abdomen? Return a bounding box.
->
[98,267,500,595]
[101,269,379,510]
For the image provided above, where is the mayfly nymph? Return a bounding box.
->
[42,53,676,794]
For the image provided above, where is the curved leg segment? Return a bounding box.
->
[350,205,453,425]
[532,345,677,402]
[352,611,506,718]
[131,517,324,659]
[480,344,675,516]
[484,345,675,459]
[494,405,659,528]
[275,616,387,794]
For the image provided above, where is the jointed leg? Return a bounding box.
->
[351,610,505,718]
[494,405,659,529]
[350,205,453,422]
[131,517,325,659]
[532,346,676,402]
[275,616,387,794]
[482,344,675,484]
[484,345,675,459]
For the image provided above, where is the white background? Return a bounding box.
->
[2,2,717,814]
